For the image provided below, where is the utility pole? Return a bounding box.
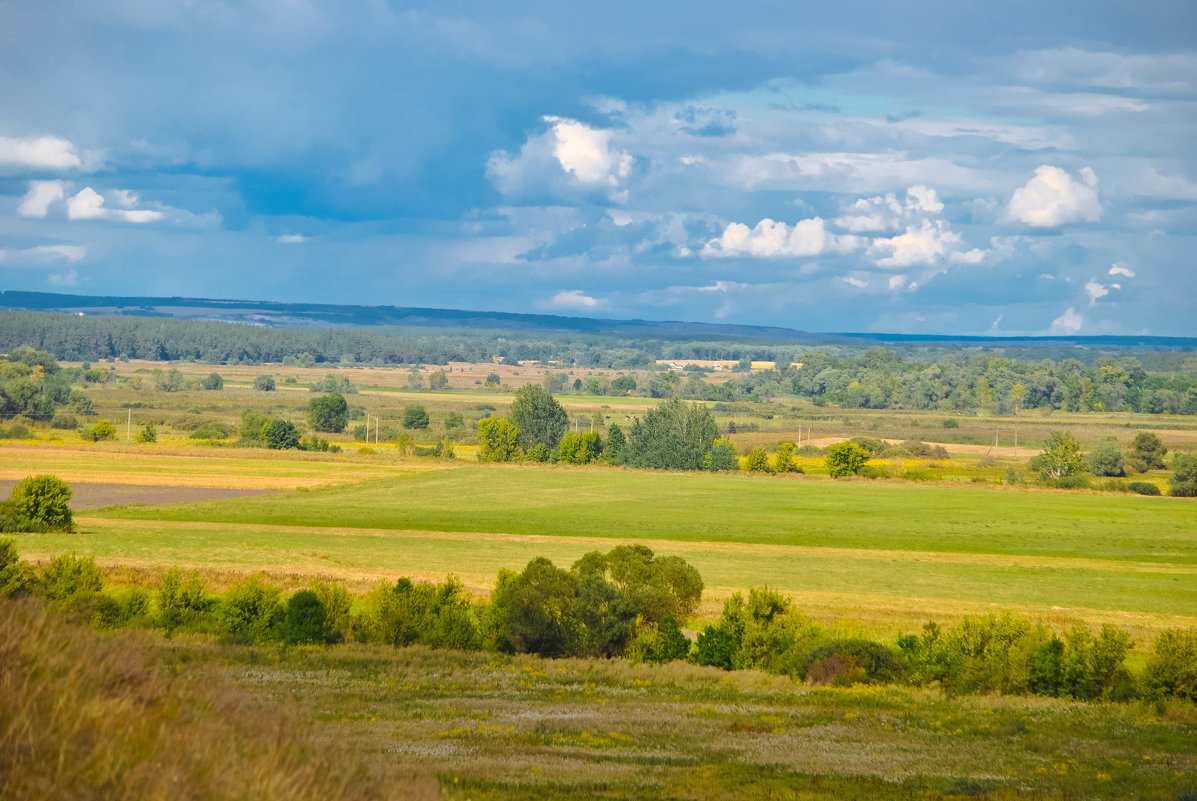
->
[127,408,131,442]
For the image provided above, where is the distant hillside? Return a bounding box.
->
[2,290,1195,350]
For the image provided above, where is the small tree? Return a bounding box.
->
[605,424,627,465]
[703,438,738,471]
[253,375,276,392]
[403,405,430,430]
[610,375,637,395]
[309,392,349,433]
[1130,431,1167,470]
[484,372,501,388]
[1169,454,1197,498]
[201,372,224,390]
[285,590,328,645]
[478,417,519,462]
[1087,439,1125,477]
[1031,431,1083,481]
[510,385,568,452]
[428,370,448,390]
[744,446,773,473]
[68,390,95,415]
[826,442,870,477]
[774,441,799,473]
[263,419,300,449]
[81,419,117,442]
[6,475,73,532]
[135,422,157,443]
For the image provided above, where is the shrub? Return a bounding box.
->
[309,392,349,433]
[6,475,73,532]
[801,639,908,686]
[857,464,888,479]
[703,438,738,471]
[157,568,216,634]
[190,421,233,440]
[253,374,276,392]
[1131,431,1167,470]
[1143,630,1197,701]
[284,590,328,645]
[1087,439,1125,477]
[402,405,430,429]
[201,372,224,390]
[1055,473,1091,490]
[135,422,157,443]
[263,419,301,450]
[0,423,30,439]
[1169,454,1197,497]
[942,418,959,428]
[773,441,799,473]
[81,419,117,442]
[743,446,773,473]
[825,442,870,477]
[39,554,102,602]
[1128,481,1161,496]
[0,538,37,598]
[68,390,95,415]
[50,413,78,430]
[218,578,285,643]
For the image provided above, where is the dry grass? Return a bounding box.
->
[0,598,439,801]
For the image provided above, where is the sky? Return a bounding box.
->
[1,1,1195,336]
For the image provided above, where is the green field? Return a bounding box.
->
[9,462,1191,639]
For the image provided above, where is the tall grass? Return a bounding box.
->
[0,598,438,801]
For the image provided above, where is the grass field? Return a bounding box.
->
[10,459,1195,641]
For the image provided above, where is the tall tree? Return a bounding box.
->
[510,385,567,452]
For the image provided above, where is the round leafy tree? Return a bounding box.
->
[8,475,74,532]
[309,392,349,433]
[825,441,870,477]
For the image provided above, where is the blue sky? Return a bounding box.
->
[1,1,1195,335]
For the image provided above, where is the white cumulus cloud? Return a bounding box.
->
[277,234,308,244]
[18,180,67,218]
[0,244,85,264]
[1007,165,1102,227]
[0,135,84,171]
[1049,307,1084,335]
[67,187,165,223]
[702,216,861,259]
[545,116,633,188]
[833,185,944,233]
[868,220,962,268]
[546,289,606,310]
[1109,263,1135,278]
[1084,279,1111,305]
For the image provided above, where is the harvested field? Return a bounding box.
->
[0,480,276,510]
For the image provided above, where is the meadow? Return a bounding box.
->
[4,357,1197,799]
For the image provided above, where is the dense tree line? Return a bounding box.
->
[3,311,1196,414]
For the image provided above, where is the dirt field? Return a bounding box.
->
[0,480,276,510]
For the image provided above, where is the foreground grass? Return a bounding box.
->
[0,599,435,801]
[173,632,1197,800]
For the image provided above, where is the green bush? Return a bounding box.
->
[263,419,301,450]
[1127,481,1161,496]
[135,423,157,443]
[743,446,773,473]
[1169,454,1197,497]
[5,475,73,532]
[1087,439,1125,477]
[0,538,37,598]
[50,413,78,430]
[403,405,430,429]
[825,441,870,477]
[1143,630,1197,701]
[1055,473,1092,490]
[309,392,349,433]
[285,590,328,645]
[218,578,285,643]
[253,374,276,391]
[81,419,117,442]
[0,423,31,439]
[157,568,217,634]
[802,639,908,686]
[190,421,233,440]
[39,554,102,602]
[942,418,959,428]
[857,464,888,479]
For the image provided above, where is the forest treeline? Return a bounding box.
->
[2,538,1194,704]
[3,310,1197,414]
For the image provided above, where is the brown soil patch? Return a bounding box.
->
[0,480,277,510]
